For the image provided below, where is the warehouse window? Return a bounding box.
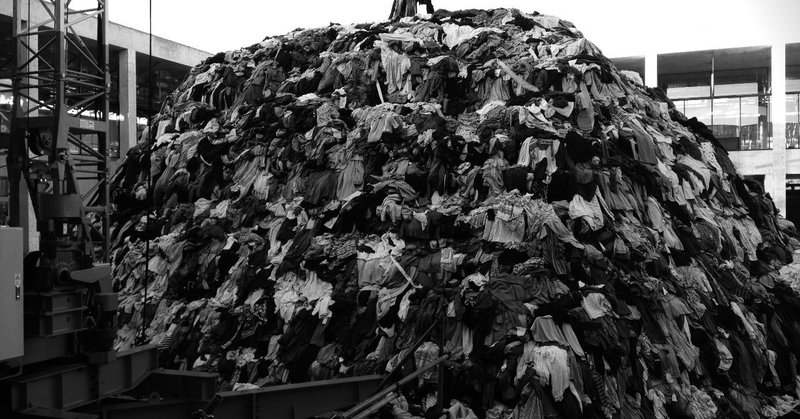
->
[715,67,770,150]
[711,97,740,139]
[739,96,771,150]
[670,94,770,151]
[788,94,800,149]
[788,65,800,149]
[662,67,771,151]
[684,98,712,125]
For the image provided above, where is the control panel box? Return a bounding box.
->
[0,227,24,361]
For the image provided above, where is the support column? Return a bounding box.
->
[24,31,40,255]
[771,43,787,215]
[118,49,137,157]
[645,52,658,88]
[12,4,39,253]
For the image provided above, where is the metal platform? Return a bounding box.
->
[6,345,158,413]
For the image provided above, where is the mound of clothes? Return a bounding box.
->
[109,7,800,419]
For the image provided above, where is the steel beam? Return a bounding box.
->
[97,398,200,419]
[214,375,383,419]
[96,375,383,419]
[126,369,218,401]
[7,345,158,412]
[94,345,158,400]
[17,407,98,418]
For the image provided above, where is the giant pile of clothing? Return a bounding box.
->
[109,8,800,418]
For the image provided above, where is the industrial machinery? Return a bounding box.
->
[0,2,436,417]
[0,0,158,416]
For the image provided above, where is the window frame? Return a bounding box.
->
[663,66,773,151]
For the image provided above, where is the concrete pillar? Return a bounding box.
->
[118,49,137,157]
[645,52,658,88]
[771,43,787,215]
